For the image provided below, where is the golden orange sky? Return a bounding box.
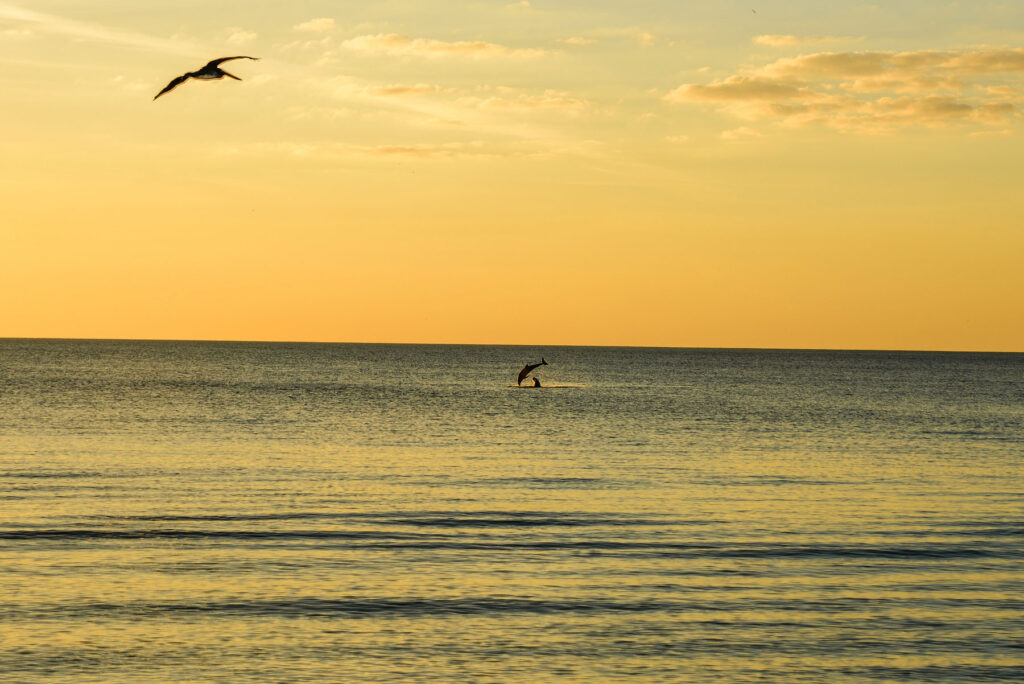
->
[2,1,1022,350]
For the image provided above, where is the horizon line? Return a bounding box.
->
[1,336,1021,355]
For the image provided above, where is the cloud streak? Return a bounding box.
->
[0,1,197,55]
[212,139,500,162]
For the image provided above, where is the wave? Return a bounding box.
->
[7,595,1024,622]
[0,471,108,479]
[2,529,1018,560]
[84,510,686,527]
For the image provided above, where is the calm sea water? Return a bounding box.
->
[1,340,1022,682]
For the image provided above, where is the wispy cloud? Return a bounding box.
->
[667,76,808,102]
[591,26,656,47]
[212,137,609,163]
[721,126,761,140]
[366,83,445,96]
[636,31,656,47]
[213,139,495,161]
[293,74,568,142]
[753,34,862,48]
[2,25,31,38]
[109,74,149,92]
[341,33,547,59]
[226,28,258,46]
[666,48,1024,133]
[970,128,1013,138]
[559,37,595,46]
[0,1,197,55]
[293,17,335,33]
[759,49,1024,79]
[343,81,595,124]
[458,87,592,114]
[365,142,489,158]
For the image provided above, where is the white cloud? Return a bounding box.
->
[459,88,592,113]
[667,48,1024,134]
[721,127,761,140]
[226,29,258,46]
[278,35,333,55]
[665,76,809,102]
[367,83,444,96]
[214,140,494,161]
[293,18,335,33]
[758,48,1024,80]
[342,79,592,115]
[983,85,1018,96]
[591,26,656,47]
[249,74,279,87]
[970,128,1013,138]
[110,74,148,91]
[341,33,546,59]
[753,34,863,48]
[753,35,800,47]
[365,142,489,158]
[285,106,355,121]
[559,37,594,46]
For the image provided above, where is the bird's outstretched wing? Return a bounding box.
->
[205,56,259,68]
[153,74,190,100]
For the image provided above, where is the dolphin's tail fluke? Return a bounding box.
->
[541,358,547,365]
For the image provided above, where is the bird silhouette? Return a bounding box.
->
[153,56,259,100]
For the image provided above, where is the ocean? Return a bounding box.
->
[1,339,1022,682]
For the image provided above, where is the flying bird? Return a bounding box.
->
[153,56,259,100]
[517,358,547,386]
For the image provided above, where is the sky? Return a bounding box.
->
[1,0,1022,351]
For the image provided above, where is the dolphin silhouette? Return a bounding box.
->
[517,358,547,386]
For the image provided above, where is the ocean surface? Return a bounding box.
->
[1,339,1022,683]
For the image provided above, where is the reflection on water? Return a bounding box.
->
[1,340,1022,682]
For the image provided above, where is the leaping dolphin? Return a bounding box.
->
[153,56,259,100]
[517,358,547,386]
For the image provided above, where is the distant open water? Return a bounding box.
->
[1,340,1022,682]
